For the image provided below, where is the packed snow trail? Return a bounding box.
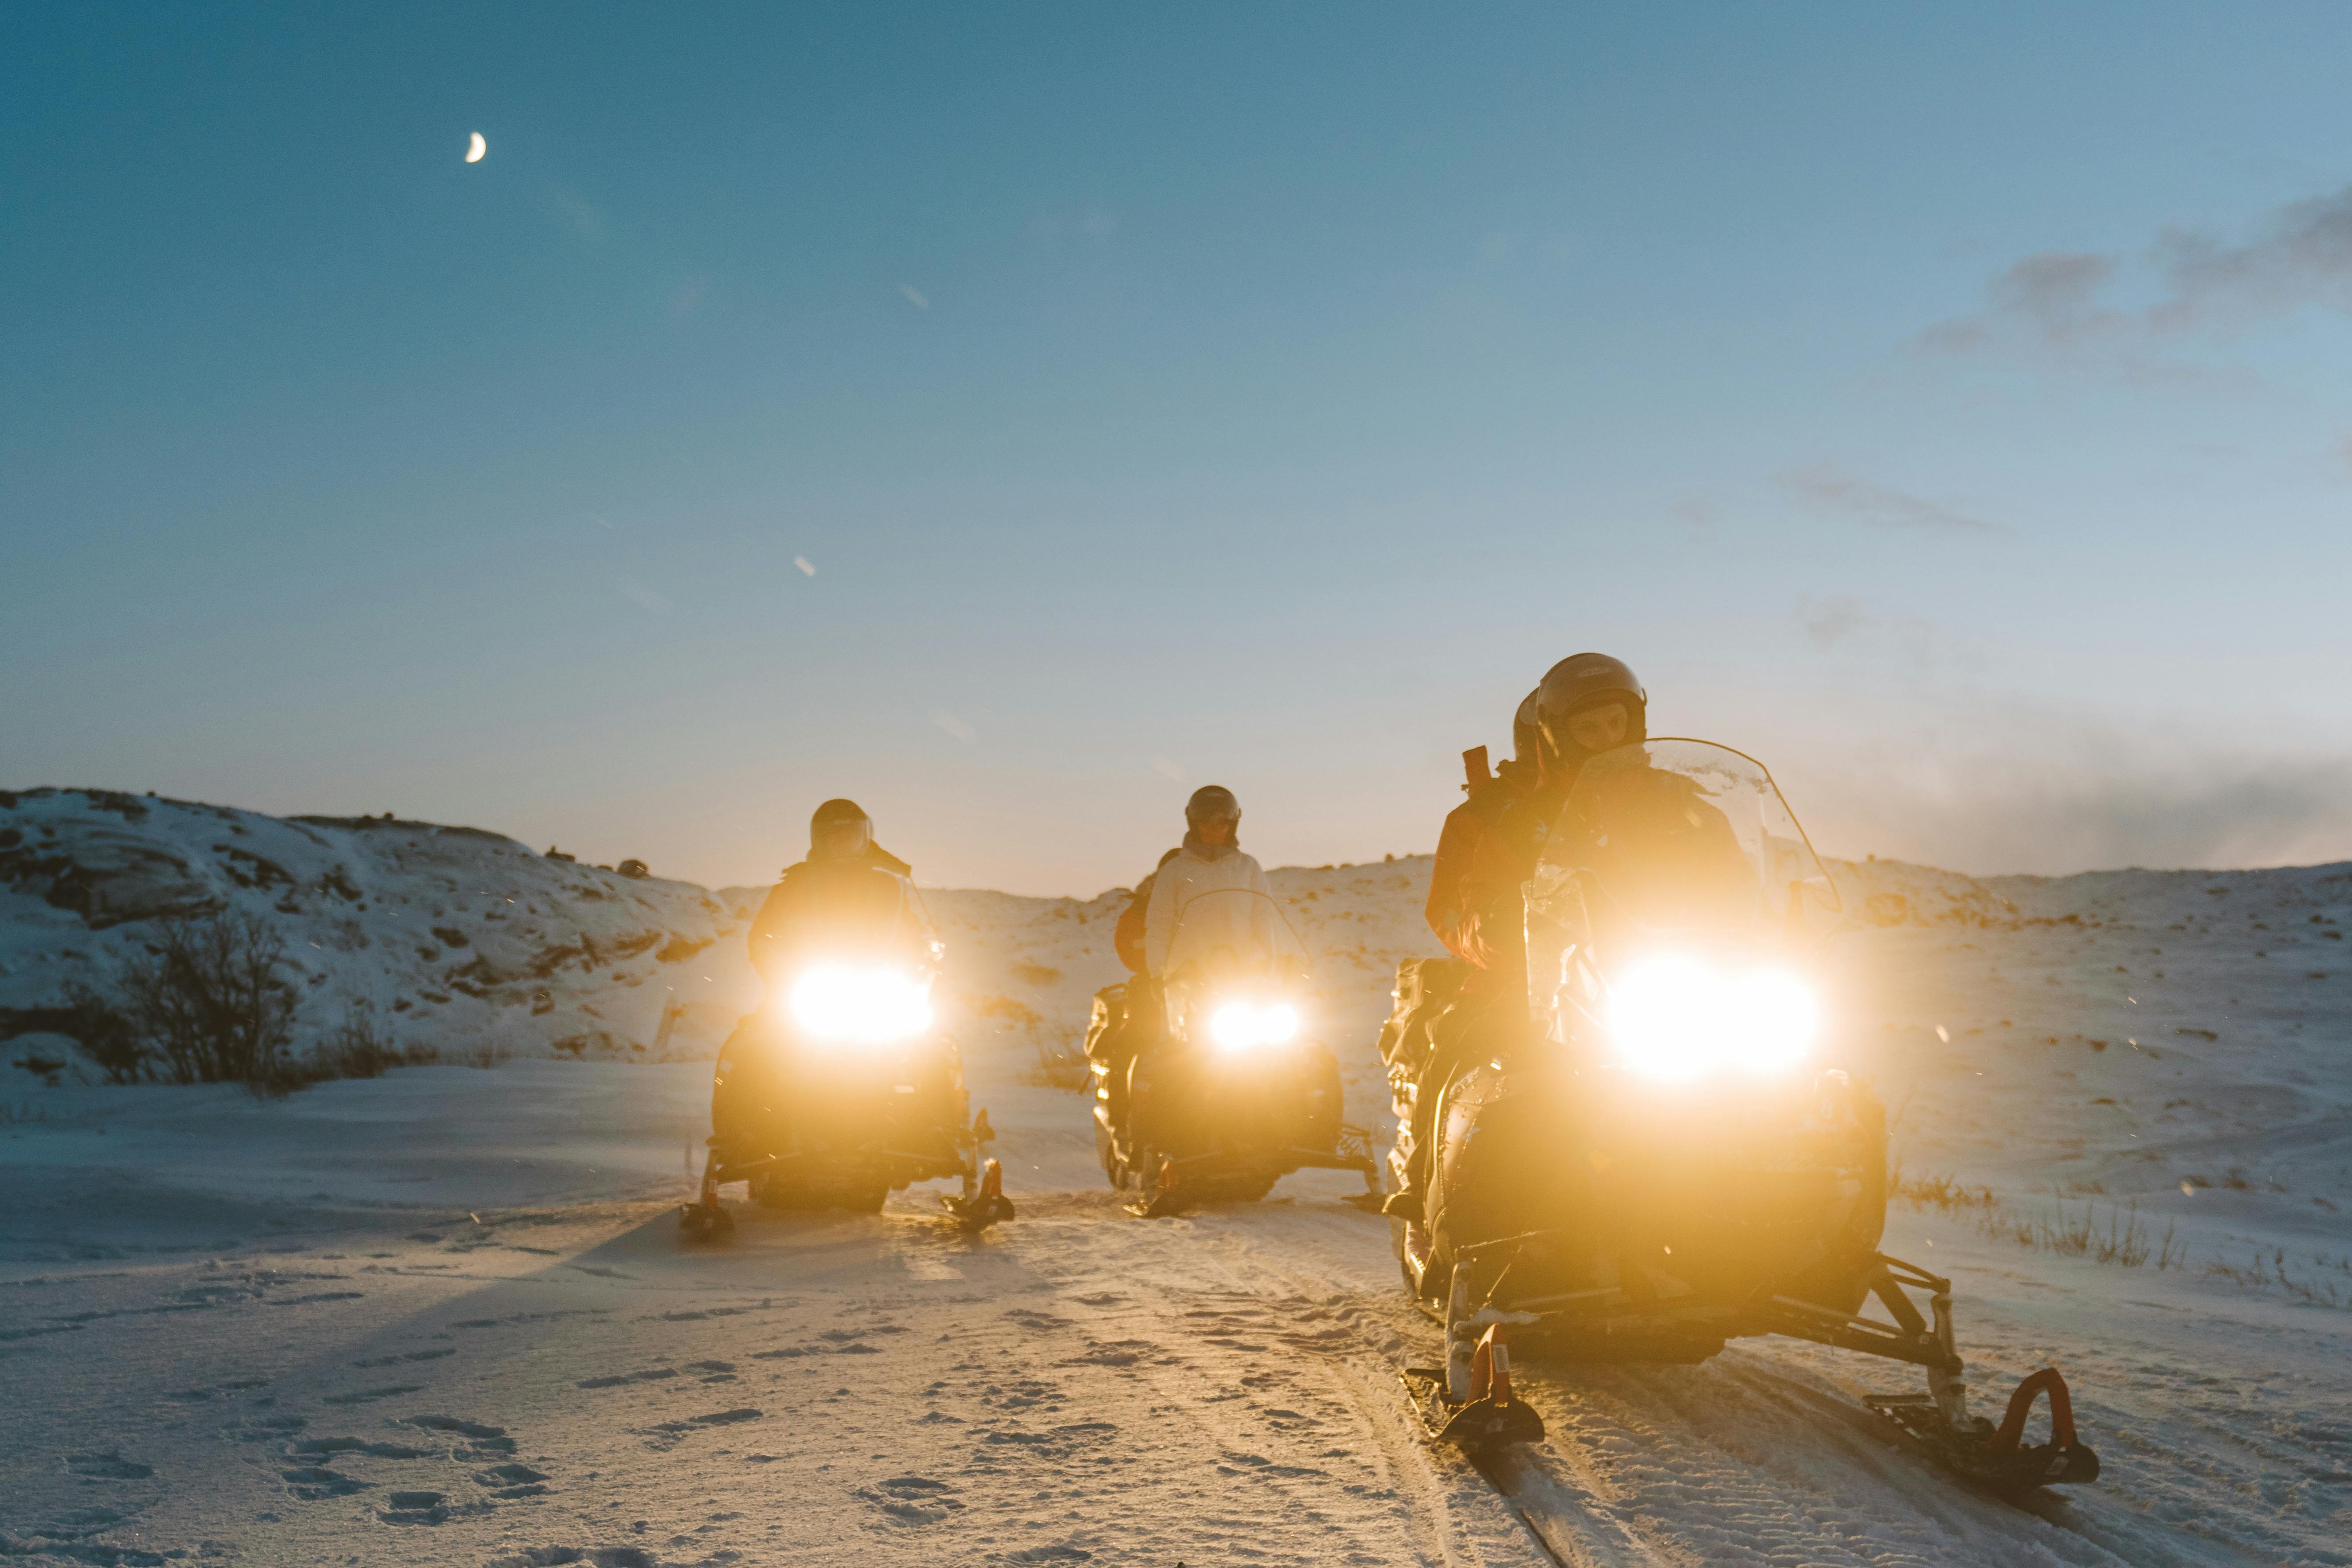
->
[6,1064,2344,1565]
[0,1092,1547,1566]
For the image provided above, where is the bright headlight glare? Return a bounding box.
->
[1209,1000,1300,1052]
[786,964,934,1044]
[1603,955,1818,1080]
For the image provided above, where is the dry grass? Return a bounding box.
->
[1889,1164,2001,1218]
[972,992,1090,1092]
[1894,1166,2346,1305]
[1024,1035,1092,1093]
[972,995,1043,1030]
[2031,1201,2183,1269]
[2206,1249,2350,1308]
[1890,1161,2184,1270]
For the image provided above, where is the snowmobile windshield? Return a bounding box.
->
[1161,888,1313,1054]
[1524,740,1838,1065]
[1539,739,1838,934]
[1160,888,1312,989]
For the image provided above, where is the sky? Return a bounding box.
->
[7,2,2352,897]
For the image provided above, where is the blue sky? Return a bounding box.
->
[8,3,2352,894]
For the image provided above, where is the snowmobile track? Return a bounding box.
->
[1471,1445,1669,1568]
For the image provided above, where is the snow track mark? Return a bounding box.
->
[1474,1445,1667,1568]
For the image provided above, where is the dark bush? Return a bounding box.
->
[57,980,148,1083]
[116,911,298,1085]
[303,1011,438,1082]
[235,1009,446,1098]
[64,917,475,1098]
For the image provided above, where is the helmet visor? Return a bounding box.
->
[1545,699,1637,759]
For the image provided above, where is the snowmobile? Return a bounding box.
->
[1380,739,2097,1491]
[1089,887,1380,1217]
[680,949,1013,1237]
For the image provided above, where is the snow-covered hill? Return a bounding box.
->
[0,788,751,1065]
[0,791,1445,1078]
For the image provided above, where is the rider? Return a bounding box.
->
[717,799,937,1161]
[747,798,930,980]
[1113,848,1182,976]
[1085,787,1270,1116]
[1143,785,1274,979]
[1083,843,1182,1105]
[1384,655,1647,1222]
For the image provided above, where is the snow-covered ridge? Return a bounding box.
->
[1836,852,2352,934]
[10,786,2350,1077]
[0,787,744,1063]
[0,789,1450,1074]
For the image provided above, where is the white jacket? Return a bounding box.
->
[1143,843,1275,977]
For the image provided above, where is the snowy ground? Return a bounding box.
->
[4,802,2350,1565]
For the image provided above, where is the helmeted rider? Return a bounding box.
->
[717,799,939,1164]
[1385,654,1647,1222]
[1425,656,1644,1000]
[1143,785,1274,979]
[1086,786,1270,1117]
[747,798,933,980]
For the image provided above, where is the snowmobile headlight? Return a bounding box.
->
[1209,1000,1301,1053]
[1605,955,1818,1081]
[786,964,934,1044]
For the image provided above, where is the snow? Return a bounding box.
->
[3,794,2348,1565]
[0,788,755,1064]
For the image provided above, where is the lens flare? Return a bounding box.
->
[787,965,933,1044]
[1209,1000,1301,1053]
[1604,954,1818,1080]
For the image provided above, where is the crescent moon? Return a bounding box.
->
[466,132,487,164]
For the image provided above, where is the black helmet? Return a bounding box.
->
[1510,688,1541,767]
[1184,784,1240,827]
[1533,653,1646,767]
[809,798,873,859]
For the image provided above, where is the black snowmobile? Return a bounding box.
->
[1378,739,2097,1492]
[1087,887,1379,1217]
[680,946,1013,1237]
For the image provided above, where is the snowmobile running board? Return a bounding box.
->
[1401,1325,1546,1448]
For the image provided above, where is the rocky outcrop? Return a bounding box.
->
[0,788,756,1065]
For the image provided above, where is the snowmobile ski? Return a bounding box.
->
[940,1156,1016,1232]
[1865,1366,2100,1492]
[1401,1325,1546,1447]
[678,1150,737,1239]
[1126,1154,1187,1219]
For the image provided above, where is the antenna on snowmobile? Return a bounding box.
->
[1462,746,1491,794]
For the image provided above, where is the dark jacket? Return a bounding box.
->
[748,843,928,981]
[1424,757,1571,1001]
